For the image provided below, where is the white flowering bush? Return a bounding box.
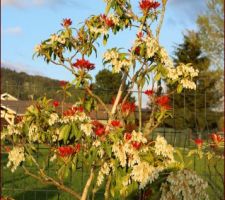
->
[2,0,209,199]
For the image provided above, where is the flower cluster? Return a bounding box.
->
[154,135,174,162]
[88,14,120,35]
[48,113,59,126]
[96,162,112,186]
[73,58,95,71]
[50,34,66,44]
[103,49,132,73]
[131,34,159,59]
[60,106,89,123]
[112,130,148,168]
[131,162,163,189]
[166,63,199,90]
[7,146,25,172]
[80,123,93,136]
[160,169,208,200]
[28,124,39,142]
[1,123,22,140]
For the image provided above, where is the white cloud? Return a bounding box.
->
[3,26,22,35]
[1,61,45,76]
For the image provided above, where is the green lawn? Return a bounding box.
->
[1,145,224,200]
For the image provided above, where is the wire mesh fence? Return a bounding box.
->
[1,85,224,199]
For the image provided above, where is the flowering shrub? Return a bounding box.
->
[2,0,209,199]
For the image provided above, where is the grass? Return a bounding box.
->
[1,144,224,200]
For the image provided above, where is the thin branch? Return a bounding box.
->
[85,87,111,116]
[81,168,94,200]
[50,60,75,75]
[111,73,128,115]
[138,86,142,132]
[23,166,81,199]
[156,0,167,41]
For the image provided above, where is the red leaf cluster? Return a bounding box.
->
[100,14,115,28]
[156,95,171,110]
[211,133,224,143]
[59,80,68,87]
[121,102,136,113]
[92,120,105,136]
[73,58,95,70]
[125,132,132,141]
[194,138,203,146]
[15,116,23,123]
[63,106,83,116]
[139,0,160,12]
[132,141,142,150]
[61,18,72,27]
[137,32,144,39]
[58,144,80,157]
[53,100,60,107]
[111,120,121,127]
[144,89,154,96]
[134,46,141,55]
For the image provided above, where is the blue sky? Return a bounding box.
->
[1,0,207,82]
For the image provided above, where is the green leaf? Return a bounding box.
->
[103,143,112,157]
[103,35,108,46]
[187,149,197,157]
[58,124,71,143]
[105,0,112,15]
[154,73,161,81]
[177,84,183,94]
[72,124,82,141]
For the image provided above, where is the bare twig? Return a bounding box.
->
[81,168,94,200]
[138,86,142,132]
[23,166,81,199]
[111,73,128,115]
[156,0,167,41]
[85,87,111,116]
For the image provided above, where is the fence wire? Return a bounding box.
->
[1,86,224,200]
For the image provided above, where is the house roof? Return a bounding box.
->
[0,100,113,120]
[1,93,18,101]
[1,100,32,115]
[1,100,150,121]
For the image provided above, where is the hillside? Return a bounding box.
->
[1,67,84,102]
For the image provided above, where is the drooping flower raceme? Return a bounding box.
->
[160,169,209,200]
[154,135,174,162]
[7,146,25,172]
[131,162,163,189]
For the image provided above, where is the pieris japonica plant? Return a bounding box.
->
[2,0,209,199]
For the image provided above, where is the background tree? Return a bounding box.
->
[197,0,224,69]
[94,69,134,104]
[165,31,223,131]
